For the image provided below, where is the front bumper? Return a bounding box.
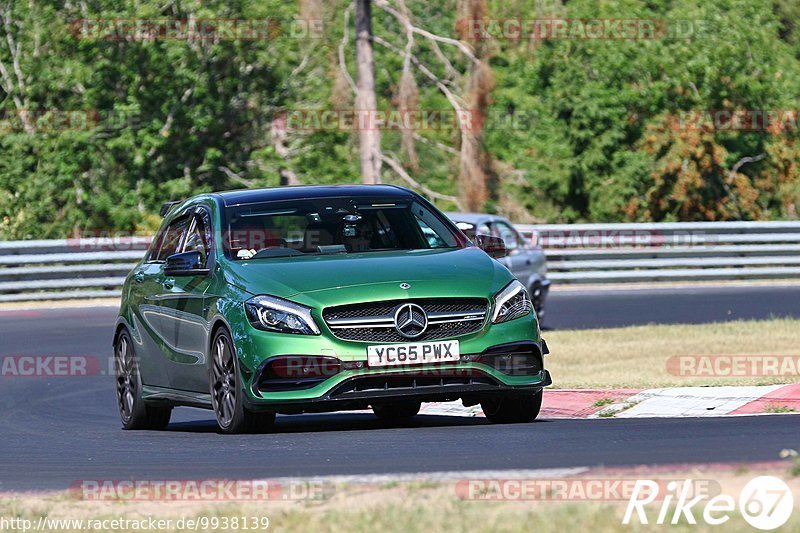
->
[242,339,551,413]
[247,370,553,414]
[245,368,552,414]
[231,300,549,412]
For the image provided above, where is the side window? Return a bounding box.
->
[490,221,522,250]
[146,224,167,262]
[182,210,212,265]
[154,216,191,262]
[409,201,458,248]
[415,216,447,248]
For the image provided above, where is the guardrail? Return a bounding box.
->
[0,238,147,302]
[1,221,799,302]
[517,221,800,284]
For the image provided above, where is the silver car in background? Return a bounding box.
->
[447,213,550,321]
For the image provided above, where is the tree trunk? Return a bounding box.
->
[355,0,381,184]
[457,0,494,211]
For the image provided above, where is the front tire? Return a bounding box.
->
[209,328,275,434]
[481,390,543,424]
[115,329,172,430]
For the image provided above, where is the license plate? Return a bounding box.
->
[367,340,460,368]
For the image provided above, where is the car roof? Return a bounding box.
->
[216,184,415,207]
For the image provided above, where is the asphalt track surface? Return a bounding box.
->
[544,284,800,329]
[1,285,799,491]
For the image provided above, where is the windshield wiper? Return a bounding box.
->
[317,245,347,255]
[250,248,305,259]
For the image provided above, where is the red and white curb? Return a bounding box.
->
[412,384,800,419]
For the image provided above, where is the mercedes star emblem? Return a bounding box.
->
[394,303,428,339]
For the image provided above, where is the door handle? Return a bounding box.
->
[133,272,145,284]
[162,277,175,290]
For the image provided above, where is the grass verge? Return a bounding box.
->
[1,464,798,533]
[544,318,800,389]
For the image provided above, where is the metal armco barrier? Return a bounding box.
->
[516,221,800,283]
[1,221,799,301]
[0,238,148,302]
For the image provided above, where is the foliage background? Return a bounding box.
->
[0,0,798,239]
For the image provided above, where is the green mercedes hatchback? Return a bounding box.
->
[114,185,551,433]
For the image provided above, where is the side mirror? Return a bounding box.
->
[475,234,507,259]
[164,251,210,277]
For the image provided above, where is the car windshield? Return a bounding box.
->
[224,197,462,260]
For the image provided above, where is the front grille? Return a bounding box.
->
[323,298,489,343]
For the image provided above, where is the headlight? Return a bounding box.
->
[244,295,320,335]
[491,280,533,323]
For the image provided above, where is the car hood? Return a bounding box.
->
[224,247,512,308]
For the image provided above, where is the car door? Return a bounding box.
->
[490,219,534,285]
[158,207,214,393]
[128,215,193,388]
[128,235,173,388]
